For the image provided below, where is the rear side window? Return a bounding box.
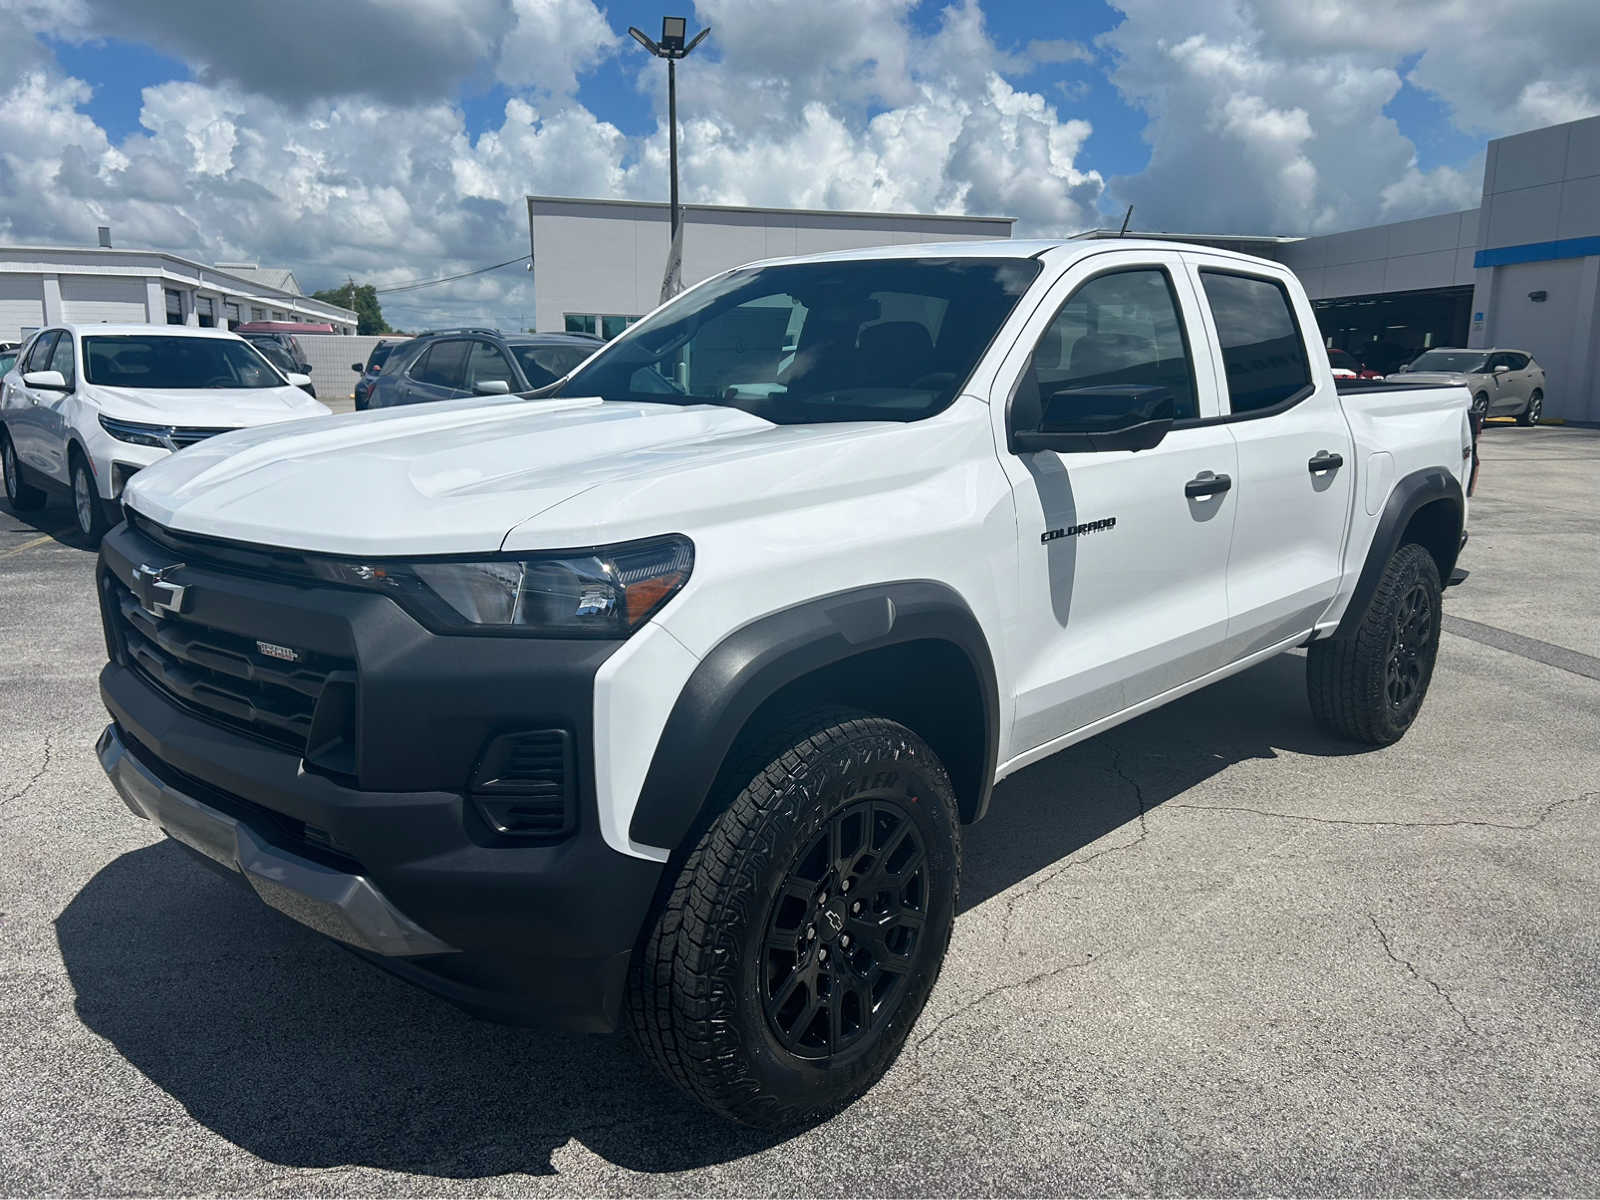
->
[412,340,470,389]
[1199,272,1312,414]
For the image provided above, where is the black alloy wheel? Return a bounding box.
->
[761,798,928,1058]
[1384,580,1435,711]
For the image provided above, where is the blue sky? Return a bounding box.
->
[4,0,1595,326]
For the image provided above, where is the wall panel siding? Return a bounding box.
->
[59,275,149,325]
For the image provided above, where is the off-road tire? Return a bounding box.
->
[627,709,961,1129]
[1518,389,1543,426]
[1,430,46,511]
[1307,542,1442,745]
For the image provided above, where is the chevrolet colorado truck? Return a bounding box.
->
[93,239,1472,1128]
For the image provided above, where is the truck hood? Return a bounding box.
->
[89,382,329,427]
[122,393,918,556]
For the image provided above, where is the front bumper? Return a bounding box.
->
[99,722,454,957]
[94,520,667,1031]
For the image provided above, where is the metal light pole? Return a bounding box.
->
[629,16,710,302]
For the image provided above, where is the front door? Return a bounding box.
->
[10,330,60,475]
[993,251,1239,761]
[1183,256,1356,654]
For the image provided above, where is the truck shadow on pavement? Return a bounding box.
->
[54,652,1369,1177]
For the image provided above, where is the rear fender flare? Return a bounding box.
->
[1335,466,1463,638]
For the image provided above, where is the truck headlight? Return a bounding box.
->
[308,535,693,637]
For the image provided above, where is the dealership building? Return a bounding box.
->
[528,112,1600,424]
[0,246,357,340]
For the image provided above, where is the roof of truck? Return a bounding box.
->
[748,237,1281,269]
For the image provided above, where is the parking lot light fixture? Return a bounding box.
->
[627,15,710,300]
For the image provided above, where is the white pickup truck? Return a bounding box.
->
[92,239,1472,1128]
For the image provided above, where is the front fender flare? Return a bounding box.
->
[629,581,999,852]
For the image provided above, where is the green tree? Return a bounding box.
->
[313,282,390,336]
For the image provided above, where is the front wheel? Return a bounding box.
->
[628,710,961,1129]
[1307,542,1442,745]
[1518,389,1543,426]
[70,453,110,541]
[1471,392,1490,417]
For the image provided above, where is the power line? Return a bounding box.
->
[373,255,531,296]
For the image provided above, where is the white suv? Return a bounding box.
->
[1,324,329,539]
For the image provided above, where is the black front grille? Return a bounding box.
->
[107,572,353,754]
[167,426,234,449]
[126,512,316,582]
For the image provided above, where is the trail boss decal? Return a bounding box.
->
[1042,517,1116,544]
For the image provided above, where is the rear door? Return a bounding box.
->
[403,339,470,405]
[993,249,1239,759]
[10,331,61,473]
[1184,256,1356,656]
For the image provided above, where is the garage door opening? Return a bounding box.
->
[1312,285,1474,376]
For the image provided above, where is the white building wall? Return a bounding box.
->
[0,273,44,336]
[1471,113,1600,423]
[527,197,1015,335]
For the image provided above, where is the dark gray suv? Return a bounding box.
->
[366,328,602,409]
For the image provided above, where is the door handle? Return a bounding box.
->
[1308,451,1344,473]
[1185,472,1232,498]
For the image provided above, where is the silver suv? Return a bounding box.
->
[1396,347,1546,424]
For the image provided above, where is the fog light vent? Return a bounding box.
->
[470,730,575,837]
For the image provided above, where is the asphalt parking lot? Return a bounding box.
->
[1,423,1597,1196]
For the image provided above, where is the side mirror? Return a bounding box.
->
[23,369,67,391]
[351,362,364,373]
[1015,385,1176,453]
[474,379,512,395]
[286,372,312,387]
[1493,364,1510,374]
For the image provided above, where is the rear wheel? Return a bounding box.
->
[1307,542,1442,745]
[70,451,109,541]
[628,709,961,1129]
[1518,389,1543,426]
[1,431,46,511]
[1471,392,1490,418]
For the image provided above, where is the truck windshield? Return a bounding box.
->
[552,257,1041,423]
[1407,350,1488,373]
[83,336,286,389]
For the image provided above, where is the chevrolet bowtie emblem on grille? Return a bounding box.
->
[130,562,188,618]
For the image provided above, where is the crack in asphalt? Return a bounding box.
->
[907,953,1097,1076]
[1367,914,1476,1036]
[0,733,52,815]
[1166,790,1596,832]
[999,741,1151,950]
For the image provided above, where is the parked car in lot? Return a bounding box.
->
[365,328,601,408]
[0,348,17,378]
[351,337,408,410]
[1396,347,1545,423]
[246,336,318,398]
[1,324,328,539]
[1328,347,1382,380]
[233,321,327,378]
[95,240,1471,1128]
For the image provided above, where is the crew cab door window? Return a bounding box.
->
[464,340,516,392]
[1013,268,1198,433]
[411,339,470,391]
[1198,272,1313,415]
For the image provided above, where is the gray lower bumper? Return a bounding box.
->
[97,723,456,958]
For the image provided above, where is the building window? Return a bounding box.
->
[271,310,285,321]
[564,313,638,339]
[196,296,215,328]
[224,301,240,328]
[252,307,265,321]
[165,289,184,325]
